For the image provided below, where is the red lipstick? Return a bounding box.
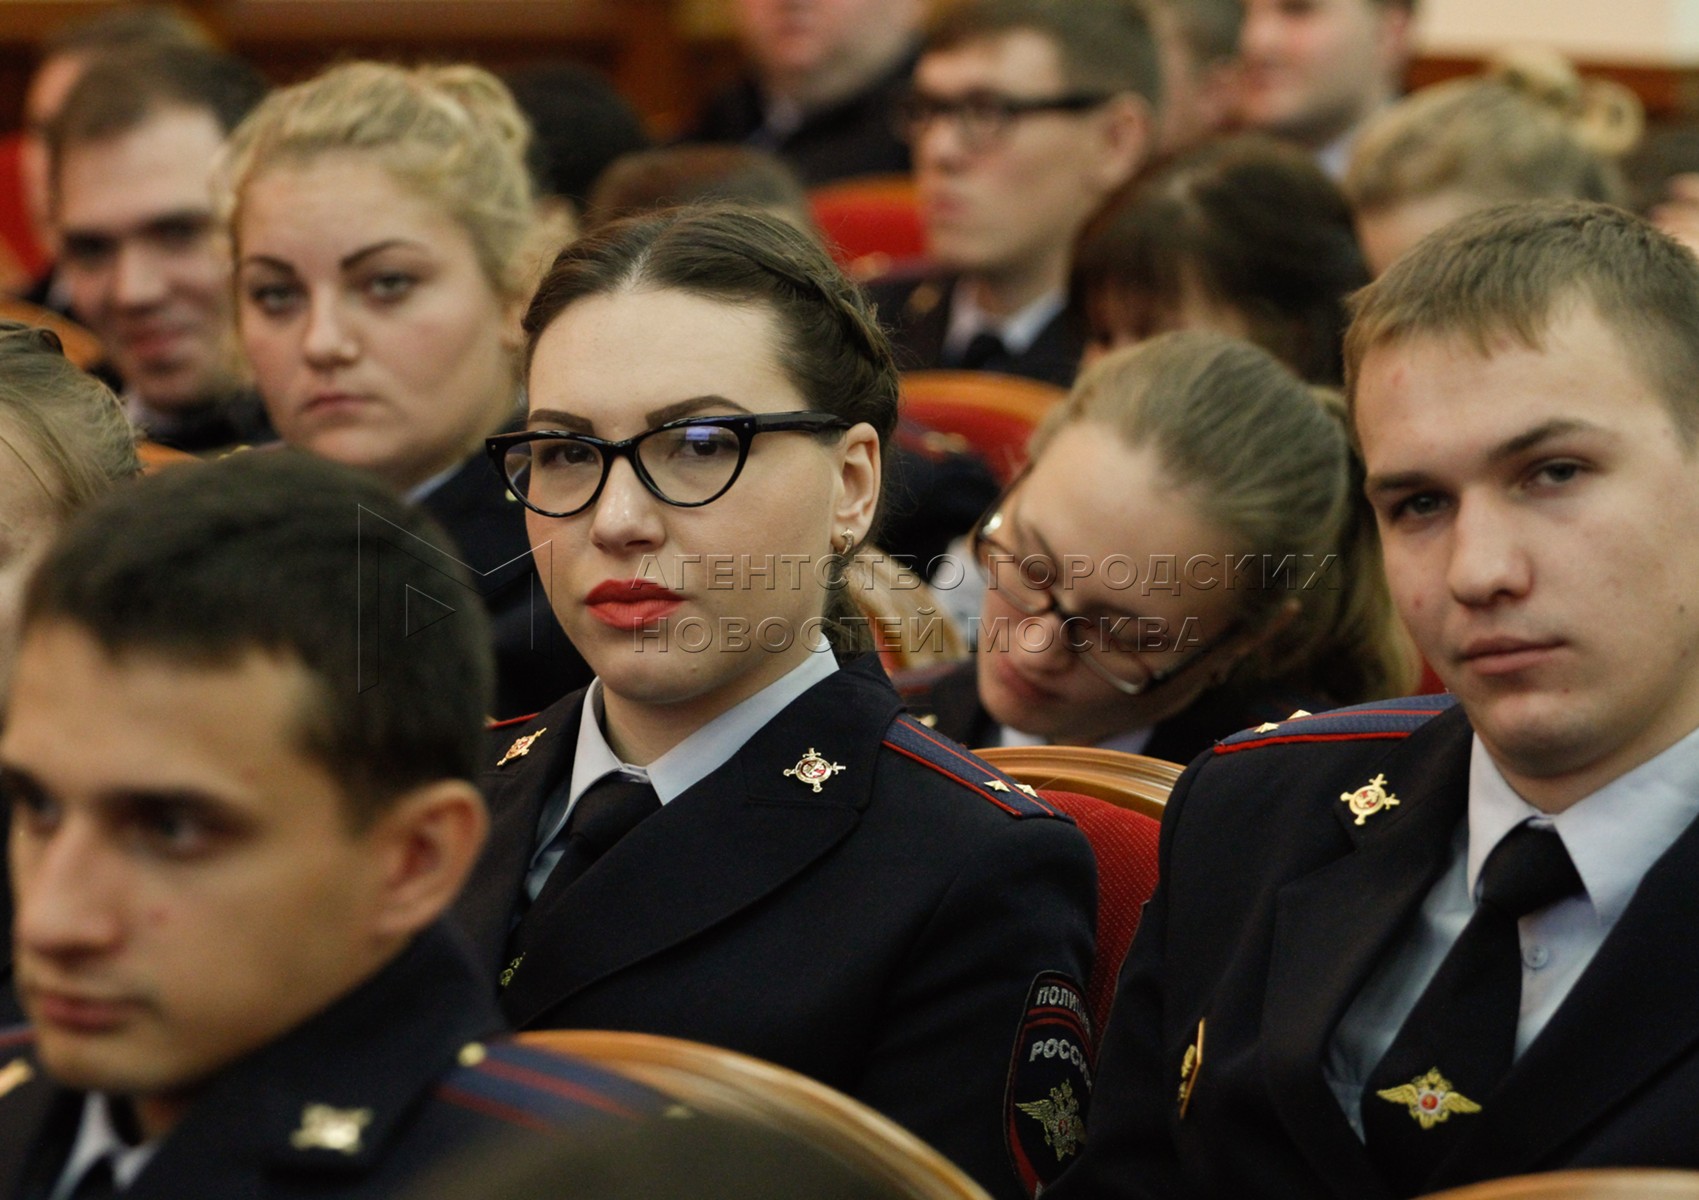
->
[585,578,684,630]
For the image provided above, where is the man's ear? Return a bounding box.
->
[366,780,489,940]
[1093,92,1154,194]
[832,421,883,548]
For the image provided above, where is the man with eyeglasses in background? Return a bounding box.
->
[874,0,1156,387]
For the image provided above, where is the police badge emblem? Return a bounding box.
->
[1017,1080,1084,1160]
[1377,1068,1482,1129]
[497,727,547,768]
[784,747,845,793]
[1340,772,1400,825]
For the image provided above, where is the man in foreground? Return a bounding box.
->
[1055,201,1699,1197]
[0,452,666,1196]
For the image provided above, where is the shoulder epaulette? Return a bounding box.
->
[0,1025,32,1052]
[436,1038,675,1130]
[882,715,1068,819]
[487,712,540,731]
[1213,693,1458,756]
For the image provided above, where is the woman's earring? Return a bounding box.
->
[838,529,858,557]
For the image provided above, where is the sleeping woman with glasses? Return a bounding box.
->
[901,330,1416,764]
[458,205,1095,1200]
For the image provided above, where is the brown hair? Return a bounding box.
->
[585,146,812,233]
[927,0,1161,107]
[523,206,899,656]
[1344,199,1699,443]
[1033,331,1415,702]
[0,323,139,516]
[48,42,267,182]
[1073,135,1368,384]
[1345,48,1641,215]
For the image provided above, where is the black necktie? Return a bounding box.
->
[956,330,1008,370]
[509,774,660,942]
[1361,822,1584,1195]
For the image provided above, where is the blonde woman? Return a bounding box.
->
[1345,48,1643,275]
[219,62,588,717]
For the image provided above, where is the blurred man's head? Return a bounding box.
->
[1238,0,1412,155]
[2,451,491,1138]
[20,5,210,258]
[733,0,926,108]
[1145,0,1243,152]
[902,0,1156,314]
[49,43,267,415]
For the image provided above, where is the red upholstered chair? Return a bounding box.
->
[898,370,1067,486]
[809,174,927,281]
[1033,788,1160,1040]
[978,746,1179,1036]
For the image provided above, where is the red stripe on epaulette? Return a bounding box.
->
[487,712,540,730]
[475,1057,644,1118]
[1214,731,1412,755]
[884,738,1022,814]
[0,1027,32,1050]
[884,715,1065,817]
[434,1084,555,1132]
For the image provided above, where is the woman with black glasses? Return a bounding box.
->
[457,206,1095,1200]
[902,330,1416,764]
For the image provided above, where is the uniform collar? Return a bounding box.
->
[1467,724,1699,928]
[567,642,839,807]
[943,283,1066,361]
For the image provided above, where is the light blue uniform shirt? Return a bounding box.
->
[524,644,839,900]
[1326,725,1699,1136]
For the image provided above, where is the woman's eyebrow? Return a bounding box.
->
[645,395,752,425]
[525,409,592,433]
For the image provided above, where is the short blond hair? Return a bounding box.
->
[1344,199,1699,443]
[0,323,138,515]
[1346,48,1641,214]
[218,61,542,305]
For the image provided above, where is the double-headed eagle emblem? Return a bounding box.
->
[1376,1068,1482,1129]
[1017,1080,1085,1159]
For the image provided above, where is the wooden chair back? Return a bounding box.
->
[977,745,1182,822]
[1421,1169,1699,1199]
[517,1030,993,1200]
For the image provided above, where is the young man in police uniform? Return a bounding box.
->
[875,0,1154,386]
[1053,200,1699,1199]
[0,452,668,1198]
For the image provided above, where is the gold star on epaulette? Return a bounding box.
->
[1254,721,1280,733]
[983,779,1012,792]
[1015,783,1039,797]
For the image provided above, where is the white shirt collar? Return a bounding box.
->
[942,282,1067,362]
[568,642,840,808]
[52,1095,159,1198]
[1467,725,1699,928]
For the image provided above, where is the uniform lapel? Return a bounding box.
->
[456,692,587,973]
[499,658,897,1029]
[0,1046,69,1200]
[1261,705,1474,1200]
[1429,801,1699,1188]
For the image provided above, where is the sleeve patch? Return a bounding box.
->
[1006,971,1093,1196]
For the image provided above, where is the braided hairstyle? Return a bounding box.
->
[521,204,900,654]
